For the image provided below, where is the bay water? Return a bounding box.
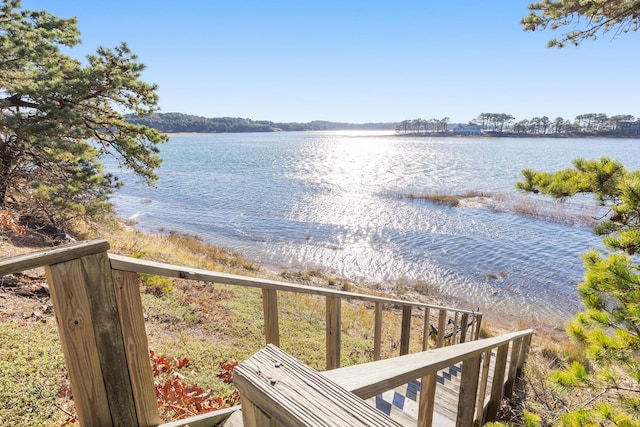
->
[108,131,640,326]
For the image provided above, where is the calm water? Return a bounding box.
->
[108,131,640,325]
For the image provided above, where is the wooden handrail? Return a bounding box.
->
[0,238,110,275]
[108,252,484,368]
[108,253,479,316]
[322,329,533,398]
[324,329,534,426]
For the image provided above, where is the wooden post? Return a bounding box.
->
[437,309,447,348]
[417,372,437,427]
[452,312,459,344]
[473,314,483,341]
[262,289,280,346]
[459,313,469,344]
[240,399,277,427]
[517,333,532,377]
[374,302,382,361]
[486,343,509,422]
[475,349,492,426]
[400,305,412,356]
[422,307,430,351]
[457,354,482,427]
[504,337,523,398]
[112,270,162,426]
[46,244,139,426]
[326,296,342,370]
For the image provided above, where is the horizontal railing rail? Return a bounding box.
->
[108,254,478,314]
[109,253,484,368]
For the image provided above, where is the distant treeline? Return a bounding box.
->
[125,113,397,133]
[397,113,640,137]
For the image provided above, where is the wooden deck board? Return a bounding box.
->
[222,354,510,427]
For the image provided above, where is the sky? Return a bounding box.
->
[20,1,640,124]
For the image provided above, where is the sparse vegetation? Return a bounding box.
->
[396,189,600,227]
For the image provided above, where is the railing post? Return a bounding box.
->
[45,243,139,426]
[504,337,523,398]
[326,296,341,370]
[262,289,280,346]
[437,309,447,348]
[418,372,437,427]
[400,305,412,356]
[459,313,469,343]
[374,302,383,361]
[486,343,509,422]
[473,314,483,341]
[517,333,532,377]
[475,349,492,426]
[452,312,459,344]
[422,307,430,351]
[112,270,162,426]
[457,354,482,427]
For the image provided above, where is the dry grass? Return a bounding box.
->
[396,189,602,228]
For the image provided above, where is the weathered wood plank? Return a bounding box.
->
[374,302,382,361]
[473,314,483,341]
[262,289,280,346]
[112,269,161,426]
[157,406,240,427]
[0,238,110,276]
[418,372,437,427]
[240,400,277,427]
[517,333,533,377]
[437,309,447,348]
[460,313,469,344]
[400,305,412,356]
[453,312,459,344]
[486,343,509,422]
[457,354,481,427]
[475,349,492,426]
[323,330,533,400]
[46,257,113,426]
[326,296,341,370]
[233,345,402,426]
[504,337,522,398]
[79,252,138,426]
[422,307,431,351]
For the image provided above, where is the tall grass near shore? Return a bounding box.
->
[395,189,601,227]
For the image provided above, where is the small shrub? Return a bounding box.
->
[523,410,542,427]
[141,273,175,295]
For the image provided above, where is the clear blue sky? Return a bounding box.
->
[21,1,640,123]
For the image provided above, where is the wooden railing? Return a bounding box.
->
[108,253,483,369]
[323,328,533,426]
[0,238,529,427]
[234,328,533,426]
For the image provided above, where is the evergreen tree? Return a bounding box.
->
[517,158,640,425]
[0,0,167,228]
[522,0,640,47]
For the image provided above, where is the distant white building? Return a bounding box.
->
[452,123,482,135]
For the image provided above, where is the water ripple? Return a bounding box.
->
[108,132,640,325]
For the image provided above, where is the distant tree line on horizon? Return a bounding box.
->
[396,113,640,137]
[125,112,397,133]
